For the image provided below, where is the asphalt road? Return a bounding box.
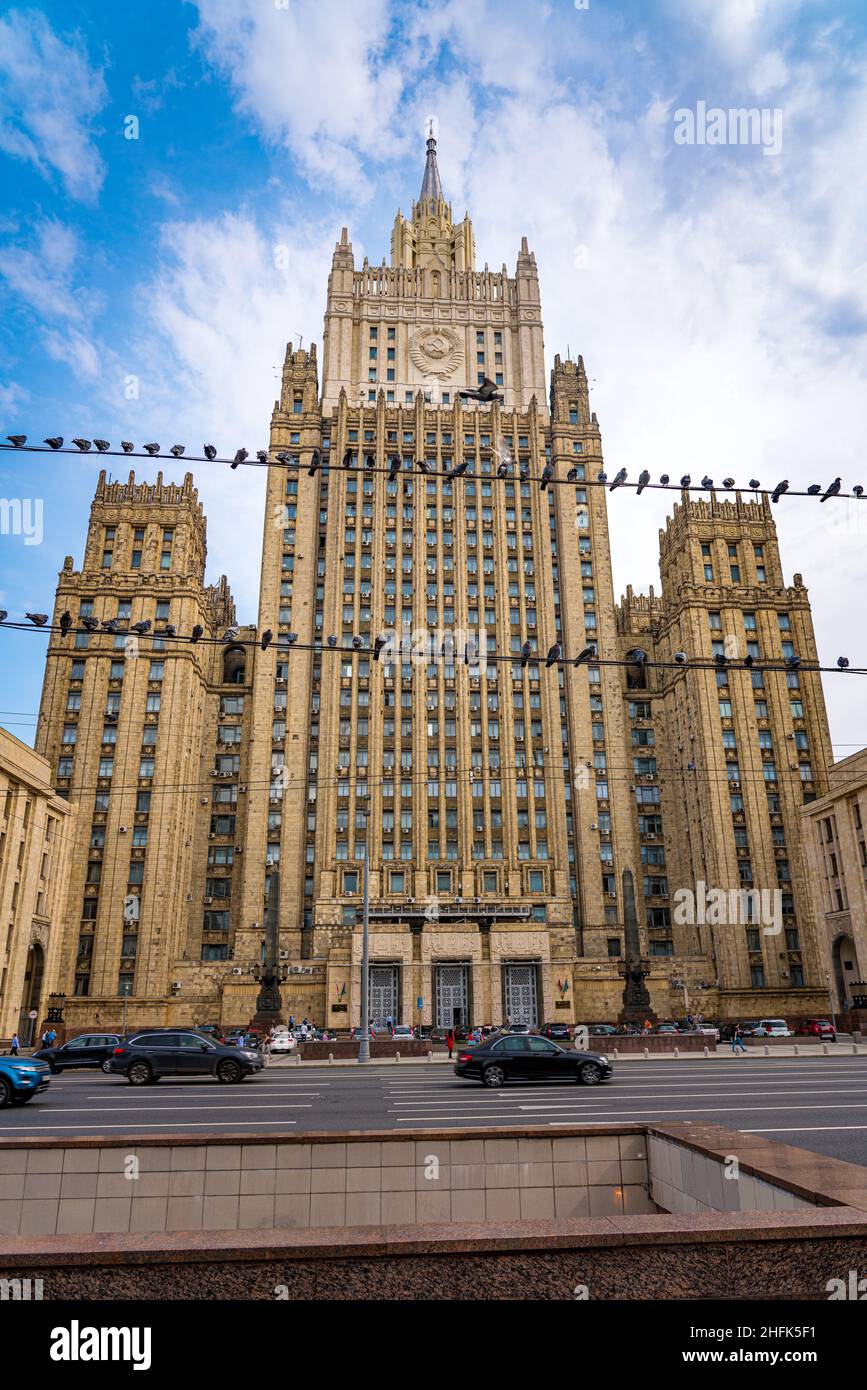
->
[4,1055,867,1165]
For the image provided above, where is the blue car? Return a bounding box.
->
[0,1056,51,1107]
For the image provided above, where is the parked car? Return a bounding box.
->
[268,1032,297,1054]
[193,1024,224,1041]
[390,1023,415,1040]
[0,1055,51,1107]
[540,1021,572,1041]
[795,1019,837,1040]
[590,1023,618,1036]
[455,1034,612,1088]
[507,1022,532,1035]
[751,1019,792,1038]
[696,1023,721,1041]
[108,1030,265,1085]
[34,1033,122,1074]
[654,1023,681,1035]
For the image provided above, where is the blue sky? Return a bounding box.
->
[1,0,866,755]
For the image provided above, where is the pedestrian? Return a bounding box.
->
[385,1013,393,1034]
[289,1015,295,1029]
[10,1032,20,1056]
[731,1023,747,1054]
[49,1027,57,1046]
[446,1028,454,1059]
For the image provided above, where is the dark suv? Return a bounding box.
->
[108,1030,265,1085]
[34,1033,121,1073]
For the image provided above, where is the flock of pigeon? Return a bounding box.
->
[0,434,858,500]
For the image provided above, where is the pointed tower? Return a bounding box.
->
[320,131,545,411]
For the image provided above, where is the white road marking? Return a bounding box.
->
[0,1120,299,1132]
[37,1103,314,1115]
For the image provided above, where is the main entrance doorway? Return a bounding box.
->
[369,965,399,1028]
[503,962,538,1026]
[435,963,469,1028]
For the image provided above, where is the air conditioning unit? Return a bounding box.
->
[118,826,128,834]
[231,967,243,976]
[204,896,213,904]
[279,949,289,958]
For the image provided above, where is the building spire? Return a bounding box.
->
[419,120,443,203]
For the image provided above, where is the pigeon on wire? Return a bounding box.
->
[232,449,248,470]
[680,474,691,488]
[170,445,185,458]
[540,464,554,491]
[749,479,760,491]
[821,477,841,502]
[26,612,49,625]
[806,483,821,495]
[72,438,91,451]
[204,444,217,460]
[701,475,714,489]
[143,443,160,456]
[771,480,789,503]
[520,640,532,668]
[94,439,111,452]
[659,474,669,486]
[121,442,134,453]
[636,470,650,494]
[44,437,63,449]
[545,643,561,668]
[609,468,627,491]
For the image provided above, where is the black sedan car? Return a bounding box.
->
[34,1033,122,1073]
[107,1030,265,1085]
[454,1034,612,1087]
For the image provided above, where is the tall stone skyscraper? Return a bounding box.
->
[33,137,833,1033]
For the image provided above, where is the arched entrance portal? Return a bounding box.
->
[18,943,44,1045]
[832,934,858,1012]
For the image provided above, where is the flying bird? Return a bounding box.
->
[458,376,500,403]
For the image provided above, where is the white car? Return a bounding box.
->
[753,1019,791,1037]
[269,1032,297,1053]
[390,1024,415,1040]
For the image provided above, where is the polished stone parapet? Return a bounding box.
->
[2,1122,867,1299]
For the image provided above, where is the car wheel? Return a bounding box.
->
[127,1061,152,1086]
[0,1077,13,1108]
[481,1064,506,1088]
[217,1059,242,1084]
[578,1062,603,1086]
[100,1059,112,1073]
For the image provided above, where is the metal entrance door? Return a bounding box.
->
[503,963,538,1026]
[435,964,468,1028]
[369,965,399,1028]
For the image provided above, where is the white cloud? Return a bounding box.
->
[0,8,108,203]
[191,0,411,197]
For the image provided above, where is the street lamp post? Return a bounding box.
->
[358,811,371,1064]
[826,970,838,1037]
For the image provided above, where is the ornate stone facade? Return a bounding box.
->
[32,138,834,1032]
